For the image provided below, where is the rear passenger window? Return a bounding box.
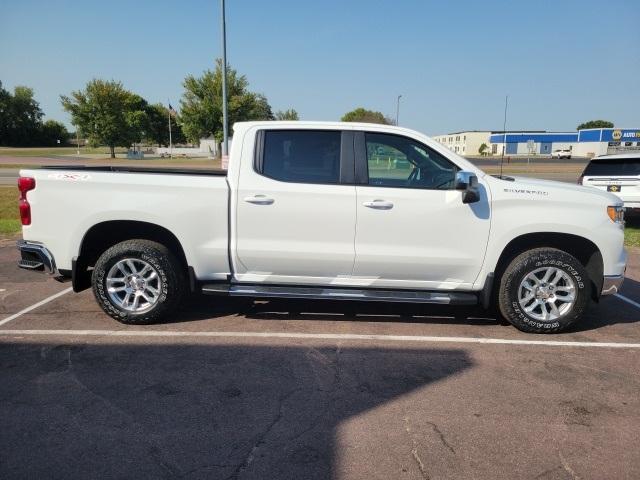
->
[261,130,341,184]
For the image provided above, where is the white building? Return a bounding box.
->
[432,131,492,156]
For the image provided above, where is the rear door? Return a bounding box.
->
[582,158,640,207]
[351,131,491,290]
[234,129,357,285]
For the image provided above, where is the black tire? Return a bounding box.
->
[497,248,591,333]
[92,239,186,324]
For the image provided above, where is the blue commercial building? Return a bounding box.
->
[489,128,640,157]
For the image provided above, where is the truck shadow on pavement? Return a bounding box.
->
[0,340,472,479]
[173,295,503,327]
[168,278,640,333]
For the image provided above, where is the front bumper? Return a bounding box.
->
[17,240,59,276]
[601,274,625,295]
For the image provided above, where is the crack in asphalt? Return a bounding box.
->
[403,417,430,480]
[426,421,456,454]
[226,386,303,480]
[58,345,182,479]
[559,451,580,480]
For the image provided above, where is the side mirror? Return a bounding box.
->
[455,171,480,204]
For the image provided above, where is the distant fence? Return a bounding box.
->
[155,147,206,157]
[155,138,229,158]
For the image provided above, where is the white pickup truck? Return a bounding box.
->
[17,121,627,333]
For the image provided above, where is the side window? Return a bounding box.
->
[365,133,458,189]
[261,130,341,184]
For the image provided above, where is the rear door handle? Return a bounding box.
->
[244,195,274,205]
[363,200,394,210]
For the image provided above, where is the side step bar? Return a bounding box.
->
[201,284,478,305]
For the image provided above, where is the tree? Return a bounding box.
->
[0,81,71,147]
[61,79,148,157]
[38,120,70,146]
[275,109,299,120]
[0,81,12,144]
[478,143,488,156]
[179,59,274,143]
[145,103,186,146]
[577,120,614,130]
[341,108,392,125]
[0,84,44,146]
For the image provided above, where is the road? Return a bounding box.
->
[0,169,19,186]
[1,243,639,479]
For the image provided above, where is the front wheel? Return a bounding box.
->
[92,239,186,324]
[498,248,591,333]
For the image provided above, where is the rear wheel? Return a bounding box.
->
[92,239,185,324]
[498,248,591,333]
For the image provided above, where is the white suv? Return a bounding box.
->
[551,149,572,159]
[580,153,640,210]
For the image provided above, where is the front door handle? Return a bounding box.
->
[244,195,274,205]
[363,199,394,210]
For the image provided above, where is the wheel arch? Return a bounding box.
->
[73,220,190,292]
[484,232,603,306]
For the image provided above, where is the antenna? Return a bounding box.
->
[500,95,508,177]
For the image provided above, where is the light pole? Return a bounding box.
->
[396,95,402,126]
[220,0,229,167]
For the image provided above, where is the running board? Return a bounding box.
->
[201,284,478,305]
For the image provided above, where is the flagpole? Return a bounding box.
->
[168,100,173,159]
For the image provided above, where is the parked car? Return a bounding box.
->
[16,121,626,333]
[579,153,640,211]
[551,149,572,159]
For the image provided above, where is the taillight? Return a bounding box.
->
[18,177,36,225]
[577,175,584,185]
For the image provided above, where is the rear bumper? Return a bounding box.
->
[601,274,625,296]
[17,240,60,276]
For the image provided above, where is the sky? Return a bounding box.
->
[1,0,638,135]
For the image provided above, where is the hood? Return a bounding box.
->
[494,175,623,205]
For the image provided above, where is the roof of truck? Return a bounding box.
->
[233,120,423,136]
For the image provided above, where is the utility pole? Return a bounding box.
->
[396,95,402,126]
[168,100,173,159]
[220,0,229,168]
[76,126,80,157]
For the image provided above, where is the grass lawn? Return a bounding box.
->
[0,186,20,236]
[0,157,221,170]
[0,146,127,157]
[625,213,640,248]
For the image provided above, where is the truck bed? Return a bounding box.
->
[19,165,231,281]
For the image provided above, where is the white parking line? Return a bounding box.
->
[615,293,640,310]
[0,287,73,327]
[0,328,639,349]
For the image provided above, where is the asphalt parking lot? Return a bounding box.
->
[1,243,640,479]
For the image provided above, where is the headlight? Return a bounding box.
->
[607,205,625,225]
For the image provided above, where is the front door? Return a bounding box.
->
[234,129,357,285]
[352,132,491,290]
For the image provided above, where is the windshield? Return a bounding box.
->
[583,158,640,176]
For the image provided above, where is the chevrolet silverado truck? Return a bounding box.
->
[16,121,627,333]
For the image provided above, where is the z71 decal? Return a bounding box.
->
[47,173,92,182]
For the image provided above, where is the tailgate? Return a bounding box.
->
[583,176,640,202]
